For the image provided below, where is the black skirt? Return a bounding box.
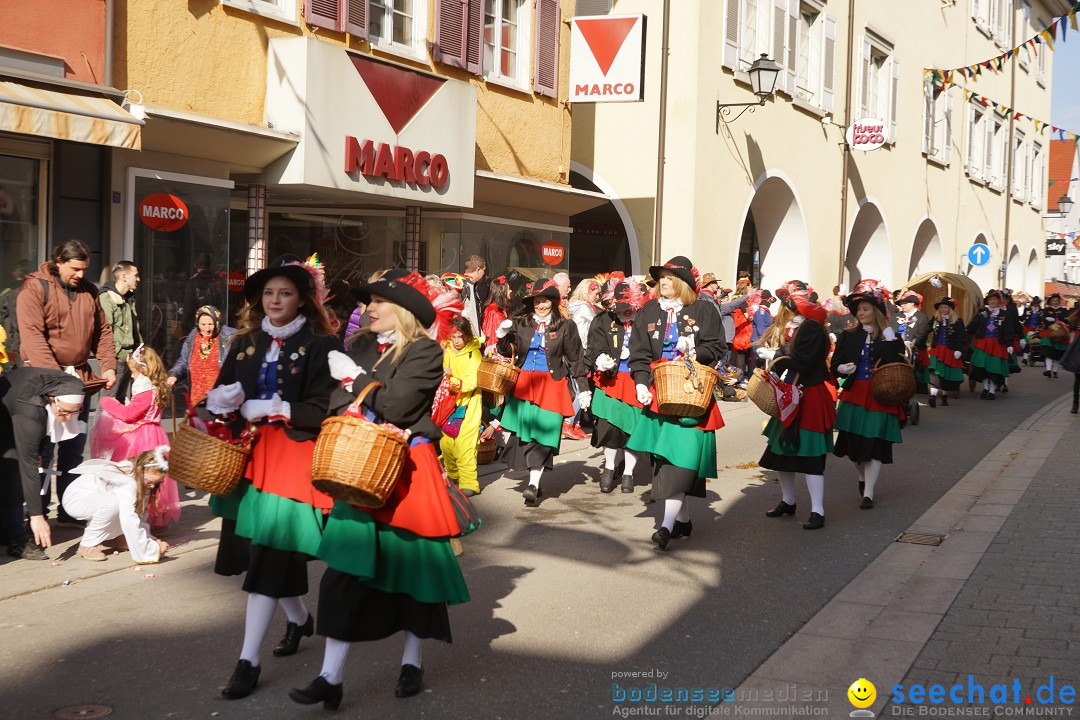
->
[758,448,828,475]
[241,543,310,598]
[502,438,554,471]
[833,431,893,464]
[590,419,629,449]
[650,460,706,500]
[317,568,452,643]
[214,518,250,577]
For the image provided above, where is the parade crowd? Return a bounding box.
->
[2,240,1080,709]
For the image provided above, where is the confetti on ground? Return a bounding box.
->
[142,573,157,579]
[61,580,72,586]
[49,562,61,568]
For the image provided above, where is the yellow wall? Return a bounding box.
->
[116,0,572,184]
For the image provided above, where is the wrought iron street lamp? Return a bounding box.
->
[716,54,783,131]
[1058,194,1074,216]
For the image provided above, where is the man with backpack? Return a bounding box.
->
[15,239,116,526]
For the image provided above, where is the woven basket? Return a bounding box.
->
[311,382,408,508]
[747,368,780,418]
[477,438,497,465]
[871,360,917,405]
[477,350,519,395]
[653,359,720,417]
[169,421,251,495]
[1047,321,1070,343]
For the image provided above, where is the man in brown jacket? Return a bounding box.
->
[16,239,116,525]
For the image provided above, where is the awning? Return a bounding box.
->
[0,80,142,150]
[138,105,299,170]
[474,170,610,218]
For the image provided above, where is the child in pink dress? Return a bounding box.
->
[90,345,180,528]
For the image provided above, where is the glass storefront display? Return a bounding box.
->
[0,153,42,297]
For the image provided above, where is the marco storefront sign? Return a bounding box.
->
[344,138,449,189]
[138,193,188,231]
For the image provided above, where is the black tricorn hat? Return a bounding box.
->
[243,254,317,304]
[352,271,436,327]
[648,256,697,291]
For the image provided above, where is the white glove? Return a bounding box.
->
[635,383,653,406]
[206,382,245,415]
[954,351,963,359]
[756,347,776,361]
[595,353,617,372]
[496,319,514,338]
[675,335,695,356]
[1006,346,1013,355]
[483,344,499,357]
[1020,339,1027,349]
[904,340,914,349]
[328,350,365,385]
[577,390,592,410]
[837,362,857,375]
[882,327,897,341]
[829,333,837,344]
[240,395,291,422]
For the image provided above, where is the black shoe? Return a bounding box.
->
[1001,384,1009,393]
[522,485,542,504]
[928,394,936,408]
[942,394,949,406]
[980,389,989,399]
[620,475,635,493]
[671,520,693,539]
[222,659,260,699]
[272,612,314,657]
[860,497,874,510]
[641,489,655,504]
[858,480,865,497]
[1044,370,1052,377]
[986,392,996,400]
[599,468,616,493]
[290,676,343,710]
[395,664,424,698]
[651,527,671,550]
[1054,372,1059,378]
[802,512,826,530]
[7,542,48,561]
[1072,401,1078,415]
[765,500,796,517]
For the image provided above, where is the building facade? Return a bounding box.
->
[1044,138,1078,294]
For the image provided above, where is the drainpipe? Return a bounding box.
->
[104,0,114,87]
[652,0,671,267]
[1001,5,1018,288]
[836,0,856,285]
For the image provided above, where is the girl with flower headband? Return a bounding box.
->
[90,344,180,529]
[61,447,172,563]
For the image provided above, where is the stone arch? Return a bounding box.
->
[734,171,811,290]
[1005,245,1022,290]
[964,232,997,292]
[845,198,893,288]
[909,216,944,280]
[1025,249,1041,295]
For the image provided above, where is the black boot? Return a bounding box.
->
[272,613,314,657]
[620,474,635,493]
[671,520,693,539]
[395,664,424,698]
[522,485,542,504]
[290,676,343,710]
[599,468,617,493]
[651,527,671,549]
[222,659,261,699]
[928,394,936,408]
[802,512,826,530]
[765,500,796,517]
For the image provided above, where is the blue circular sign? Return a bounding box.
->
[967,243,991,267]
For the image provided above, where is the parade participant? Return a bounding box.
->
[61,447,171,563]
[441,315,484,496]
[896,291,931,396]
[481,275,511,350]
[1037,293,1069,378]
[625,257,725,549]
[167,305,237,406]
[756,281,834,530]
[586,279,649,494]
[294,271,467,709]
[1000,290,1023,392]
[564,278,603,440]
[830,280,905,511]
[967,290,1014,399]
[495,279,588,504]
[205,255,342,700]
[1021,296,1041,366]
[926,297,968,407]
[90,345,180,529]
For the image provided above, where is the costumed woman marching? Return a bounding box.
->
[926,297,968,408]
[830,280,905,510]
[1037,293,1069,378]
[625,256,725,549]
[967,289,1015,400]
[896,291,931,399]
[757,281,836,530]
[495,279,590,505]
[293,272,468,709]
[586,279,649,494]
[205,256,343,700]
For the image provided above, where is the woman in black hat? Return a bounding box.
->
[830,280,905,512]
[967,289,1015,398]
[896,291,931,396]
[292,271,468,709]
[494,279,589,505]
[205,255,343,700]
[1036,293,1069,377]
[926,297,967,407]
[625,256,725,549]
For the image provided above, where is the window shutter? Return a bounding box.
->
[822,15,836,111]
[973,0,982,23]
[465,0,482,75]
[786,0,798,94]
[534,0,561,98]
[966,107,977,174]
[922,77,933,155]
[990,0,999,36]
[944,87,953,164]
[890,57,899,143]
[306,0,345,31]
[346,0,368,38]
[984,120,994,180]
[723,0,741,71]
[772,0,787,94]
[576,0,612,15]
[434,0,469,69]
[858,36,871,117]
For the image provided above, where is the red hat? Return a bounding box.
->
[779,280,826,324]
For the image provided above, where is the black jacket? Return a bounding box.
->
[214,324,343,442]
[966,309,1015,344]
[770,320,831,387]
[0,367,86,517]
[584,311,633,371]
[928,317,968,351]
[628,298,724,388]
[330,333,443,440]
[830,327,905,378]
[1040,306,1068,329]
[899,310,932,349]
[497,315,587,386]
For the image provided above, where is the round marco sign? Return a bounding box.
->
[541,242,565,266]
[845,117,888,151]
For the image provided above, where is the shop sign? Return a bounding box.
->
[139,193,189,231]
[845,118,888,151]
[569,15,646,103]
[1046,240,1067,256]
[228,272,246,291]
[344,137,449,189]
[541,242,565,265]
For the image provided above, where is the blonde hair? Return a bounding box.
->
[661,274,698,306]
[353,302,430,368]
[856,303,889,339]
[136,347,171,409]
[761,303,795,349]
[128,450,164,516]
[569,278,600,304]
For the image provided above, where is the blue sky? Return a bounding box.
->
[1052,28,1080,131]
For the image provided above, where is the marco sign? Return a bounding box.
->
[569,15,646,103]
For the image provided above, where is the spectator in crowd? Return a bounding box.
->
[167,305,236,407]
[553,272,572,319]
[99,261,143,399]
[461,254,487,338]
[750,290,775,349]
[17,239,116,526]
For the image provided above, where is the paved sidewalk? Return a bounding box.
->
[734,395,1080,716]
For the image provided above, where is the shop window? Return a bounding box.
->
[859,32,898,144]
[0,154,42,297]
[369,0,429,59]
[484,0,529,86]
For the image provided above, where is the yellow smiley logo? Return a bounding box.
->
[847,678,876,709]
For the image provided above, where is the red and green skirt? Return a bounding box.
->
[497,369,575,452]
[929,344,964,389]
[591,370,642,443]
[969,336,1012,382]
[1037,329,1069,360]
[834,378,903,464]
[758,382,836,475]
[626,381,723,480]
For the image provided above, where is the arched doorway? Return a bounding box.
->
[1005,245,1022,290]
[1025,249,1041,295]
[846,199,892,288]
[737,174,810,291]
[568,162,641,278]
[964,233,996,292]
[909,218,944,280]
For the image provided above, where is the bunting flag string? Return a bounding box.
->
[933,76,1080,144]
[924,2,1079,82]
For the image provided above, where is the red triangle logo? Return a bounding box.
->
[576,17,638,76]
[349,55,445,135]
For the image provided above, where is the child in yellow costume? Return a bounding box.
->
[441,316,484,496]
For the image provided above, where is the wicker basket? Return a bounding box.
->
[653,359,720,417]
[747,368,780,418]
[168,421,251,495]
[871,360,917,405]
[311,382,408,508]
[1047,321,1070,343]
[477,351,519,395]
[477,438,497,465]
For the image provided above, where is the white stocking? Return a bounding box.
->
[277,596,309,625]
[320,638,351,685]
[622,451,638,476]
[676,499,691,523]
[402,631,423,668]
[777,471,796,505]
[929,386,940,396]
[662,494,685,531]
[603,448,618,470]
[1046,357,1054,372]
[240,593,277,665]
[863,459,882,500]
[805,474,825,516]
[528,468,543,488]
